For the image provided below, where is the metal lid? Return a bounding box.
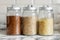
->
[23,5,37,11]
[39,5,53,11]
[7,5,21,11]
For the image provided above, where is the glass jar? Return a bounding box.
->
[22,5,37,35]
[38,5,53,35]
[6,5,22,35]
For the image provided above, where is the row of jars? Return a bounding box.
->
[6,5,53,35]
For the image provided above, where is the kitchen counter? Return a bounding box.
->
[0,30,60,40]
[0,24,60,40]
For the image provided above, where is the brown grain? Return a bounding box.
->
[7,16,21,35]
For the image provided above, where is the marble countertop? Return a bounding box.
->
[0,24,60,40]
[0,30,60,40]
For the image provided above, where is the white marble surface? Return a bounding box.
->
[0,30,60,40]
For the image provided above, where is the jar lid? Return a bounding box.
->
[7,5,21,11]
[23,5,37,11]
[45,5,53,11]
[39,5,53,11]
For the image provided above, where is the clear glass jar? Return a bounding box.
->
[6,5,22,35]
[22,5,37,35]
[38,5,53,35]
